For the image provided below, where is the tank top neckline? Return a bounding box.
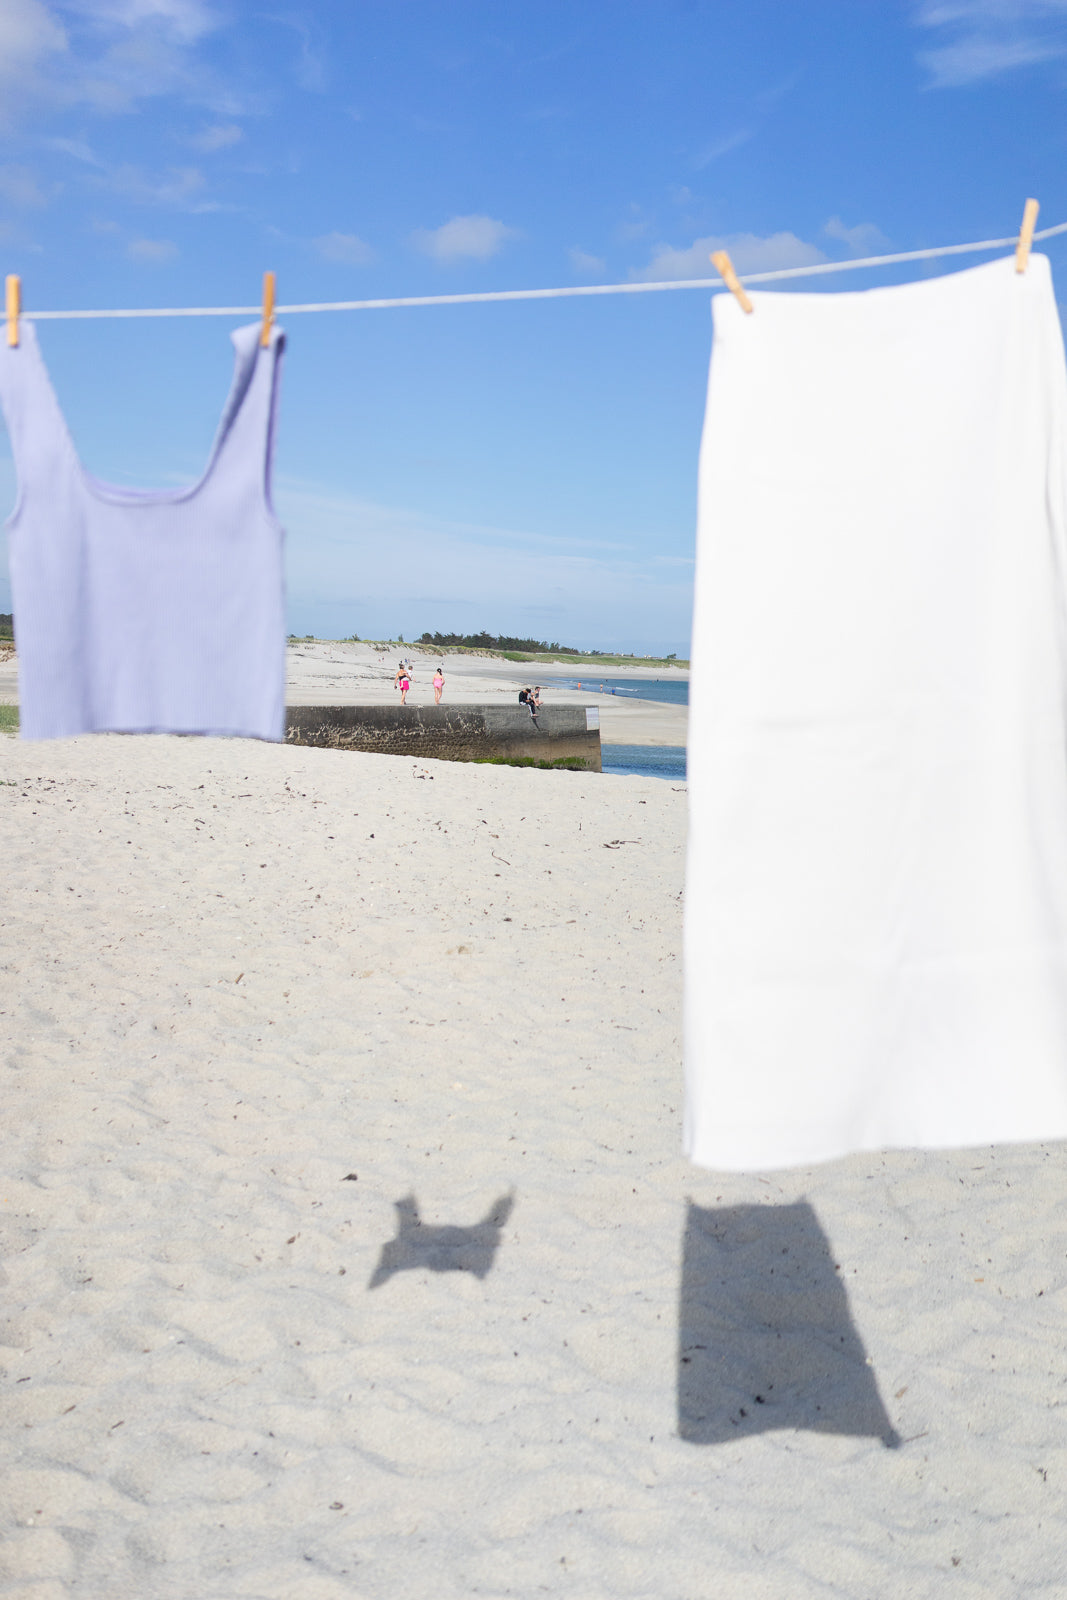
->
[23,317,278,510]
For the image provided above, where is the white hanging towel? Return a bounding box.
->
[685,254,1067,1170]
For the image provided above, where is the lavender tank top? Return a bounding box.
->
[0,321,286,741]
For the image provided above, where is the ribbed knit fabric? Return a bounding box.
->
[0,321,286,741]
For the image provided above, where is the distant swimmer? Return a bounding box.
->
[433,667,445,705]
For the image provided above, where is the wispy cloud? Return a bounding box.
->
[105,162,210,208]
[693,128,753,169]
[615,203,651,243]
[823,216,891,255]
[0,164,48,208]
[315,231,375,266]
[0,219,42,251]
[63,1,219,47]
[57,0,230,113]
[127,235,177,262]
[274,480,694,649]
[914,0,1067,86]
[412,214,521,262]
[45,134,103,164]
[187,121,243,151]
[568,247,605,276]
[632,230,826,282]
[689,71,801,170]
[267,11,327,92]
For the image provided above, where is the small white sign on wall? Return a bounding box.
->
[585,706,600,730]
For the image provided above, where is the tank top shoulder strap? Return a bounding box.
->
[206,322,286,512]
[0,322,79,514]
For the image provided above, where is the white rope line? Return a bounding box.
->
[23,219,1067,322]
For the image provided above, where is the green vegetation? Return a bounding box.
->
[0,613,13,642]
[386,641,688,668]
[308,632,689,668]
[0,705,19,733]
[476,754,591,771]
[419,630,571,653]
[531,651,687,668]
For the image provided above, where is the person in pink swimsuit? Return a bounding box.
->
[394,663,411,704]
[433,668,445,704]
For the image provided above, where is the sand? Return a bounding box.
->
[3,728,1067,1599]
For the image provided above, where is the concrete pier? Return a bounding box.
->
[285,703,602,771]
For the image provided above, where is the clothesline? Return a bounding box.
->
[18,218,1067,322]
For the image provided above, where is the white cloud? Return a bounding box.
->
[0,0,247,121]
[568,247,605,276]
[632,231,826,282]
[0,0,67,119]
[315,231,375,266]
[61,0,219,46]
[412,214,521,262]
[823,216,891,256]
[914,0,1067,85]
[0,163,48,207]
[127,235,177,262]
[188,121,242,151]
[0,0,66,68]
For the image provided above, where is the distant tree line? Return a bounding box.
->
[418,630,576,653]
[0,614,12,639]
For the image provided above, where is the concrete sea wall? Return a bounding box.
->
[285,703,602,772]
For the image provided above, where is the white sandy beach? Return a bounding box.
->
[2,639,687,749]
[2,718,1067,1597]
[283,641,689,749]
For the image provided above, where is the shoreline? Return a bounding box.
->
[284,640,689,747]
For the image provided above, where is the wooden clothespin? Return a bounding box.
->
[5,275,20,348]
[260,270,276,347]
[710,250,753,314]
[1015,198,1039,273]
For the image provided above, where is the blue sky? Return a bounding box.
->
[2,0,1067,652]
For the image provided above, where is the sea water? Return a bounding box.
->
[601,743,687,781]
[549,677,688,781]
[558,676,689,707]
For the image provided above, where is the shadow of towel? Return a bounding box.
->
[368,1191,515,1288]
[678,1200,899,1448]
